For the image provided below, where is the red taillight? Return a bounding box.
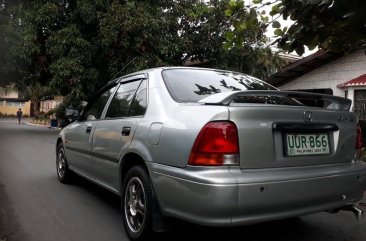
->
[188,121,239,166]
[356,124,363,149]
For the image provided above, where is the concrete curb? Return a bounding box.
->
[24,122,61,130]
[0,118,61,130]
[0,120,18,124]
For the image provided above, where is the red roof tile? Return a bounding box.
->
[337,74,366,88]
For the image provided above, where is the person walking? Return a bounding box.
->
[16,108,23,125]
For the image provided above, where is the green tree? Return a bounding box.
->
[270,0,366,55]
[0,0,34,87]
[1,0,283,115]
[225,0,366,55]
[20,83,51,116]
[176,0,284,79]
[217,0,284,78]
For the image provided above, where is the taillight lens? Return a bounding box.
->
[356,124,363,149]
[188,121,239,166]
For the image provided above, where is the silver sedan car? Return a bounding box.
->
[56,67,366,240]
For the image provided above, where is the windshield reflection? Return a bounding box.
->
[163,69,277,102]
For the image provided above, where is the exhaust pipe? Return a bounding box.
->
[340,204,363,220]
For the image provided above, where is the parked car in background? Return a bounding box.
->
[56,67,366,240]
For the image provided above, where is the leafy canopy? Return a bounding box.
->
[271,0,366,55]
[0,0,283,106]
[225,0,366,55]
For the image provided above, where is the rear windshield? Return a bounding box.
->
[162,68,277,102]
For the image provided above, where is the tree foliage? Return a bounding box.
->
[271,0,366,55]
[0,0,33,87]
[0,0,283,110]
[226,0,366,56]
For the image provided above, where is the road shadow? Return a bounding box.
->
[67,175,366,241]
[70,175,121,212]
[67,176,315,241]
[156,218,312,241]
[0,183,28,241]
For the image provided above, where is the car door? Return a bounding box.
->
[91,76,148,189]
[64,84,118,176]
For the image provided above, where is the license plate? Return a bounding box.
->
[285,133,330,156]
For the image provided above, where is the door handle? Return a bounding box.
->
[86,126,92,134]
[121,127,131,136]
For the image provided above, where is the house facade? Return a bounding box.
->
[0,88,31,116]
[267,49,366,120]
[40,96,63,114]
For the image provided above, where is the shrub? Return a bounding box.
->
[46,109,56,116]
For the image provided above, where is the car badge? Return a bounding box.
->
[304,111,312,122]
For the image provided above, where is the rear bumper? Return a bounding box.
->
[149,161,366,226]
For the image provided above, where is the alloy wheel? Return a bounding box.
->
[124,176,146,233]
[57,148,66,179]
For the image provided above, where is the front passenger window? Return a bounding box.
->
[83,85,117,120]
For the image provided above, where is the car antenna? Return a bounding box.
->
[111,56,138,80]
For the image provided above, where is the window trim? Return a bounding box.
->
[119,73,147,83]
[80,73,148,122]
[102,78,148,120]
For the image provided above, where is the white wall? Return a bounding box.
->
[279,49,366,98]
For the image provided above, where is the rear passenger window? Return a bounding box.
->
[105,80,142,118]
[128,79,147,116]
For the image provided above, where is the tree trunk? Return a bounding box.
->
[32,100,41,117]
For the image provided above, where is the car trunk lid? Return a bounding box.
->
[228,105,357,168]
[199,90,357,169]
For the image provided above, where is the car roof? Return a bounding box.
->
[110,66,255,83]
[106,67,275,93]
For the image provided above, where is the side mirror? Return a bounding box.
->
[65,108,79,122]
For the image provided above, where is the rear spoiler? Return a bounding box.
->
[198,90,352,111]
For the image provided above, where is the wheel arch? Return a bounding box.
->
[120,152,169,233]
[56,137,63,152]
[120,152,149,187]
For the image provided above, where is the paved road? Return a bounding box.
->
[0,121,365,241]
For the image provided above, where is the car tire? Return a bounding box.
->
[56,143,73,183]
[122,166,153,241]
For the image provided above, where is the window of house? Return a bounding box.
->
[354,90,366,120]
[345,90,348,99]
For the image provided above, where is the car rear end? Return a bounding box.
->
[152,67,366,226]
[227,103,366,224]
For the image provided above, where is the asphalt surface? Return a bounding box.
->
[0,120,366,241]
